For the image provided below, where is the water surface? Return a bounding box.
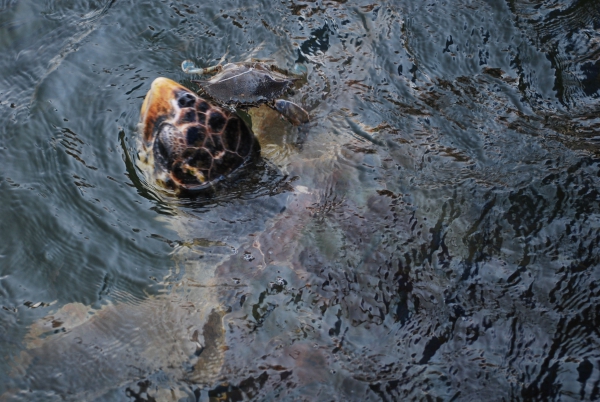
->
[1,0,600,401]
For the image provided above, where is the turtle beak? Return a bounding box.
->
[139,77,191,144]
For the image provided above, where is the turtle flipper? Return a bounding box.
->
[273,99,309,126]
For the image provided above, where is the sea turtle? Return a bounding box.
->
[139,58,310,192]
[181,60,310,126]
[139,77,259,192]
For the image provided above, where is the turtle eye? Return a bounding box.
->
[177,92,196,108]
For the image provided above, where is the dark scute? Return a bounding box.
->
[186,125,206,146]
[181,147,198,160]
[222,118,240,151]
[198,112,206,125]
[236,121,254,157]
[203,134,224,156]
[197,100,210,113]
[178,108,197,124]
[177,92,196,108]
[213,151,243,174]
[203,135,215,154]
[208,111,227,133]
[206,134,223,156]
[170,161,201,187]
[186,147,213,170]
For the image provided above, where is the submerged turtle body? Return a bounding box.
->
[139,77,258,191]
[182,60,310,126]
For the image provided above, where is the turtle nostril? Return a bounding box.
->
[177,93,196,108]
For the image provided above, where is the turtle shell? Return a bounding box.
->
[195,62,294,105]
[139,77,258,191]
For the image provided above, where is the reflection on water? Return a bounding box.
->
[1,0,600,400]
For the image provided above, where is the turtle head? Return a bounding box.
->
[139,77,257,191]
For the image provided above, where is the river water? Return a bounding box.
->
[1,0,599,401]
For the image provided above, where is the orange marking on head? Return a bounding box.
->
[140,77,190,143]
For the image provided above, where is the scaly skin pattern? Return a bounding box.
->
[139,77,257,191]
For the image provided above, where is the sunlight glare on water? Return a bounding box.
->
[1,0,600,401]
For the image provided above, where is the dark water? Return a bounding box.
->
[1,0,600,400]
